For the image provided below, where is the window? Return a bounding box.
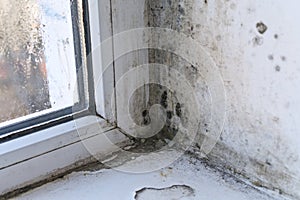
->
[0,0,125,197]
[0,0,92,140]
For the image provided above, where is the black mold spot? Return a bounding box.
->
[175,103,182,117]
[252,36,263,46]
[178,5,185,15]
[190,64,198,72]
[143,118,150,125]
[204,0,208,4]
[266,160,272,166]
[171,126,179,134]
[274,34,278,39]
[142,110,150,125]
[256,22,268,34]
[160,91,168,108]
[275,65,281,72]
[268,54,274,61]
[166,110,173,119]
[281,56,286,61]
[142,110,148,117]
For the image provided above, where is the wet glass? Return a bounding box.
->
[0,0,78,127]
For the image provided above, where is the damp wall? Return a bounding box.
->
[106,0,300,198]
[146,0,300,198]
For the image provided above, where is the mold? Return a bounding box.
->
[142,110,151,125]
[266,160,272,166]
[252,36,264,46]
[268,55,274,61]
[142,110,148,117]
[273,116,280,123]
[190,65,198,73]
[143,2,300,198]
[281,56,286,62]
[160,91,168,108]
[191,25,194,31]
[178,5,185,15]
[256,22,268,34]
[175,103,182,117]
[166,110,173,119]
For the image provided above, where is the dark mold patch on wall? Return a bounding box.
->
[256,21,268,34]
[143,0,300,198]
[160,91,168,108]
[268,54,274,61]
[281,56,286,62]
[252,36,263,46]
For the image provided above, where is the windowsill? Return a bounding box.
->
[11,149,285,200]
[0,115,128,196]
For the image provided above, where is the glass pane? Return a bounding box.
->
[0,0,79,127]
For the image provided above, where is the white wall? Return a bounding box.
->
[111,0,151,134]
[145,0,300,198]
[108,0,300,198]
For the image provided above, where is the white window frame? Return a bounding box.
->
[0,0,127,196]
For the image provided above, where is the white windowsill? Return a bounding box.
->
[0,115,128,196]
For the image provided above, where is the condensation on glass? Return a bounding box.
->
[0,0,78,126]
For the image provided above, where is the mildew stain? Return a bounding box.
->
[160,91,168,108]
[252,36,264,46]
[268,54,274,61]
[281,56,286,62]
[256,22,268,34]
